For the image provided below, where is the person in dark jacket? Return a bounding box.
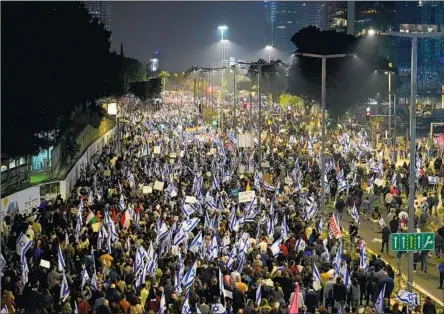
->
[333,277,347,309]
[305,286,319,313]
[422,296,436,314]
[381,225,391,254]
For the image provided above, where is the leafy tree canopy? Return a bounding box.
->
[288,26,394,117]
[2,2,122,158]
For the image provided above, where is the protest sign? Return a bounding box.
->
[185,196,197,204]
[238,191,255,203]
[154,181,164,191]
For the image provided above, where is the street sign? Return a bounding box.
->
[391,232,435,251]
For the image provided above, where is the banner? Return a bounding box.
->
[1,186,40,216]
[238,191,255,203]
[329,214,342,239]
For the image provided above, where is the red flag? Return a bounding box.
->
[288,283,299,314]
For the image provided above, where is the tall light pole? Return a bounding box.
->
[296,52,356,208]
[265,45,273,63]
[232,65,237,135]
[218,26,228,104]
[387,29,443,293]
[375,69,396,162]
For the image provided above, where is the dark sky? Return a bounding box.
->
[111,1,268,72]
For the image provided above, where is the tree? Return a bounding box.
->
[279,93,304,111]
[124,57,147,83]
[2,2,121,158]
[288,26,393,117]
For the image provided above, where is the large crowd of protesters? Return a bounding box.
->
[1,97,443,314]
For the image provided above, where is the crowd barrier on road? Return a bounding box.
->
[1,126,117,215]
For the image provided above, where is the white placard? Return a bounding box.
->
[153,181,164,191]
[374,178,384,186]
[238,191,256,203]
[143,186,151,194]
[180,151,185,158]
[261,161,270,168]
[153,146,161,154]
[239,165,246,174]
[237,134,253,148]
[40,259,51,269]
[170,153,177,158]
[185,196,197,204]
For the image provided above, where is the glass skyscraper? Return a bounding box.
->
[84,1,112,32]
[394,1,444,101]
[265,1,323,60]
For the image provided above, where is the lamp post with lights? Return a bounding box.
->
[296,52,356,208]
[387,29,443,293]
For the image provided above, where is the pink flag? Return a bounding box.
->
[288,283,299,314]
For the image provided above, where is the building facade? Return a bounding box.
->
[265,1,323,60]
[83,1,112,32]
[394,1,444,102]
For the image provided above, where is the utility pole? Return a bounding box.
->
[296,52,356,208]
[233,65,237,135]
[388,29,443,293]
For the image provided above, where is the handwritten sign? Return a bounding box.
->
[185,196,197,204]
[238,191,255,203]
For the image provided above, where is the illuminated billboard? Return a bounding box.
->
[150,58,159,72]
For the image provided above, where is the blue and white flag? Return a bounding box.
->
[182,259,198,290]
[119,194,126,211]
[16,233,32,263]
[181,203,196,217]
[340,263,351,288]
[58,244,66,272]
[334,241,342,275]
[281,216,289,241]
[267,216,274,239]
[313,263,322,291]
[159,292,166,314]
[182,292,191,314]
[351,204,360,224]
[208,236,219,261]
[228,130,237,145]
[81,266,90,291]
[211,303,226,314]
[60,271,70,302]
[397,290,419,308]
[360,245,369,271]
[227,246,237,270]
[338,180,348,193]
[189,231,203,253]
[0,253,6,275]
[213,175,221,191]
[182,217,200,233]
[21,260,29,284]
[229,209,237,232]
[391,173,397,186]
[374,284,386,314]
[295,238,306,253]
[91,269,98,291]
[256,283,262,306]
[317,218,324,233]
[264,181,276,192]
[173,227,187,246]
[270,237,282,257]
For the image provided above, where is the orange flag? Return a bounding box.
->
[246,181,251,191]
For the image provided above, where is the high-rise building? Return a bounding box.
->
[322,1,355,34]
[394,1,444,101]
[265,1,323,60]
[83,1,112,32]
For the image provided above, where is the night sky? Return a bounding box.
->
[111,1,268,72]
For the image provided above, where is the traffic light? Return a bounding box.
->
[366,107,371,121]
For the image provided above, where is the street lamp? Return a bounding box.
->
[218,25,228,67]
[368,29,376,36]
[265,45,273,63]
[296,52,356,208]
[387,29,443,293]
[375,69,396,162]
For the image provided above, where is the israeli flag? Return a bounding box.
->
[228,130,237,145]
[0,253,6,275]
[374,284,386,314]
[256,283,262,306]
[341,263,351,288]
[213,175,221,191]
[119,194,126,211]
[305,201,318,221]
[189,231,203,253]
[208,236,219,261]
[21,260,29,284]
[181,203,196,217]
[397,290,419,308]
[334,241,343,275]
[159,292,166,314]
[58,244,66,272]
[227,246,237,270]
[173,227,187,246]
[317,218,324,233]
[182,217,200,233]
[16,233,32,263]
[264,181,276,192]
[211,303,226,314]
[182,292,191,314]
[351,204,360,224]
[182,259,198,290]
[391,173,397,186]
[336,169,345,181]
[338,180,348,193]
[60,271,70,302]
[157,222,169,242]
[80,266,90,291]
[313,263,322,291]
[229,209,237,232]
[360,245,369,271]
[281,216,289,241]
[267,216,274,239]
[295,238,306,253]
[270,237,282,257]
